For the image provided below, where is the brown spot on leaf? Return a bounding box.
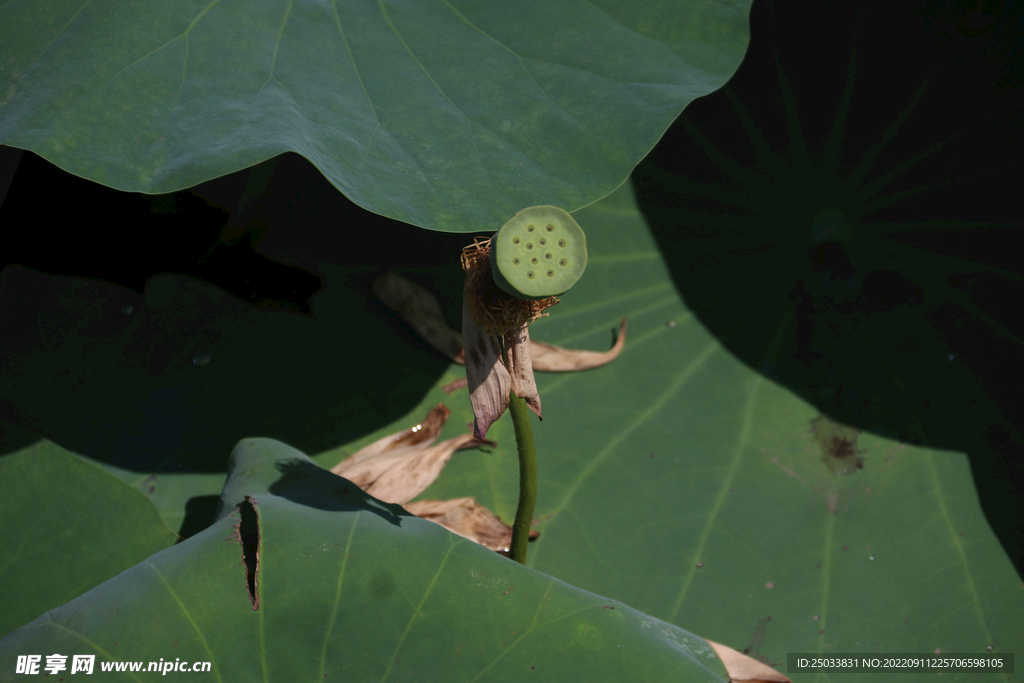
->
[743,615,772,658]
[810,414,865,474]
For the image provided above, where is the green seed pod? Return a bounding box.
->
[490,206,587,299]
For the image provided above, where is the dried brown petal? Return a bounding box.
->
[502,326,541,419]
[531,319,627,371]
[362,434,484,505]
[463,297,512,440]
[373,272,465,361]
[706,640,792,683]
[404,497,538,552]
[441,378,468,394]
[373,271,625,372]
[332,404,450,476]
[331,404,491,504]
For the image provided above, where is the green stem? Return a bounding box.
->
[507,392,538,564]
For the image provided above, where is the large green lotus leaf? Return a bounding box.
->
[316,181,1024,677]
[1,174,1020,679]
[0,437,177,639]
[632,0,1024,574]
[0,0,749,232]
[0,438,729,683]
[76,457,227,538]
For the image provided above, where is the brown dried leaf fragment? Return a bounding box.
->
[531,318,627,371]
[441,378,468,394]
[707,640,792,683]
[331,404,492,505]
[373,272,465,362]
[405,497,538,552]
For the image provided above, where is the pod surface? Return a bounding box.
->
[490,206,588,299]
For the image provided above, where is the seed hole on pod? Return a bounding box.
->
[545,253,553,260]
[539,238,547,245]
[512,237,520,244]
[527,271,535,279]
[559,258,568,267]
[512,258,520,265]
[531,257,538,265]
[546,224,555,232]
[525,242,534,250]
[557,239,566,248]
[527,224,535,232]
[546,270,554,277]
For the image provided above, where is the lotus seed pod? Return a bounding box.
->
[490,206,587,299]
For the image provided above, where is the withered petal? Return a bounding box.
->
[404,497,539,553]
[364,433,486,505]
[530,318,627,371]
[441,378,469,394]
[331,440,439,491]
[374,272,625,373]
[503,326,541,420]
[706,640,792,683]
[463,297,512,440]
[331,404,449,478]
[373,272,465,362]
[331,404,490,499]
